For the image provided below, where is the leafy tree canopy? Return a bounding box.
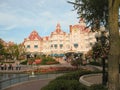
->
[68,0,120,30]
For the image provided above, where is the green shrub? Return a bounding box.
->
[89,61,101,66]
[20,55,59,65]
[89,84,107,90]
[41,70,107,90]
[20,60,27,65]
[41,80,87,90]
[40,56,59,65]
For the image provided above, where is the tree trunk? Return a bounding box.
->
[108,0,120,90]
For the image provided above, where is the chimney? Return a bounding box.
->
[69,25,72,33]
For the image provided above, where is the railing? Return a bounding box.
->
[0,74,29,90]
[0,73,63,90]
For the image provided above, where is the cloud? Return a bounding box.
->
[0,25,17,31]
[0,0,78,28]
[0,2,8,8]
[0,0,79,43]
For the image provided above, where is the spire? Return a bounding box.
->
[51,23,66,35]
[56,23,61,33]
[56,23,61,30]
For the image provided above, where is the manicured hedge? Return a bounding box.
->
[20,56,59,65]
[89,84,107,90]
[41,80,87,90]
[41,70,107,90]
[54,69,92,81]
[89,61,102,66]
[40,56,59,65]
[20,60,27,65]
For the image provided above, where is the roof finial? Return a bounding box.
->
[56,23,61,30]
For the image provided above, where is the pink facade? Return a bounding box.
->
[23,21,96,55]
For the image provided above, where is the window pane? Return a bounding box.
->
[54,44,57,49]
[60,44,63,49]
[74,43,78,48]
[27,45,30,48]
[34,45,38,48]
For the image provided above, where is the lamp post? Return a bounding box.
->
[100,32,108,86]
[95,29,108,86]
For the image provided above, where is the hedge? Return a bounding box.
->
[41,70,107,90]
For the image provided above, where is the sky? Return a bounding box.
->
[0,0,79,44]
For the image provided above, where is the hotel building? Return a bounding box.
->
[23,20,96,55]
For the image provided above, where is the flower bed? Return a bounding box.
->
[26,66,76,74]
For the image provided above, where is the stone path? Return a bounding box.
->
[84,74,102,84]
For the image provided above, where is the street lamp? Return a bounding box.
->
[100,33,108,86]
[95,30,108,86]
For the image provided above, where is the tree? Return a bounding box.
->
[17,44,26,60]
[4,44,26,60]
[68,0,109,29]
[108,0,120,90]
[68,0,120,90]
[71,53,83,69]
[0,42,5,55]
[0,40,5,60]
[65,52,83,69]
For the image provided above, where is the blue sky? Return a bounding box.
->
[0,0,79,44]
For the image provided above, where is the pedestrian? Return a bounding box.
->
[18,65,21,70]
[16,64,18,70]
[11,64,13,70]
[8,64,13,70]
[4,64,7,70]
[1,63,4,70]
[8,64,10,70]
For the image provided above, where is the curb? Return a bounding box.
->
[79,73,102,86]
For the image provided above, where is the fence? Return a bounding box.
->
[0,73,63,90]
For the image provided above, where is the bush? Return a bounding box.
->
[40,56,59,65]
[20,60,27,65]
[41,70,107,90]
[54,70,92,81]
[89,84,107,90]
[41,80,87,90]
[89,61,101,66]
[20,55,59,65]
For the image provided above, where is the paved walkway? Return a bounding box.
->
[79,65,103,86]
[83,74,102,84]
[4,78,53,90]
